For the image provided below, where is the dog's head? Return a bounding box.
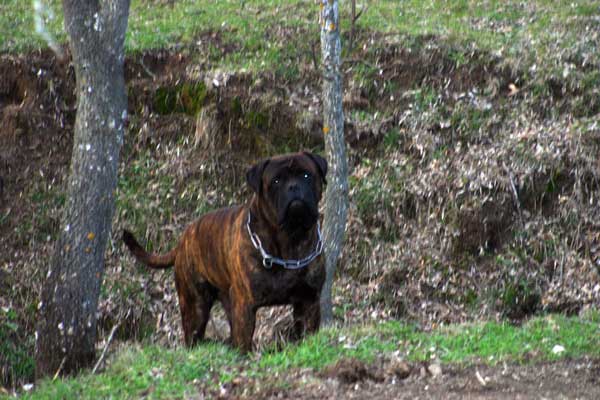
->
[246,151,327,236]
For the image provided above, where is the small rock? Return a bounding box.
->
[552,344,565,355]
[475,369,488,386]
[427,362,442,378]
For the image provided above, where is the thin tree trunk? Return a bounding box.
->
[36,0,130,378]
[319,0,349,326]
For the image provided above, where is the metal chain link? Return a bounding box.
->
[246,212,323,270]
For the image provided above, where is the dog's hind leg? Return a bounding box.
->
[176,279,216,347]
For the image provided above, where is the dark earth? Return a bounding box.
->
[1,30,600,398]
[208,357,600,399]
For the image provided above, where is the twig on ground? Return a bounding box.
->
[139,57,156,81]
[310,39,319,70]
[52,357,66,381]
[503,163,523,225]
[475,369,488,386]
[348,1,368,52]
[92,310,129,374]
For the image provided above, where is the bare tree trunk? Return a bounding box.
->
[319,0,349,326]
[35,0,130,378]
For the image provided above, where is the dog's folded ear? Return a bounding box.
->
[303,151,328,184]
[246,159,269,194]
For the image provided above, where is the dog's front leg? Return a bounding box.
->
[293,298,321,338]
[230,289,256,353]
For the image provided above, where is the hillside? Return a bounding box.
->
[1,0,600,397]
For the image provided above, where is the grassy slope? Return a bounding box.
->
[22,313,600,399]
[3,1,598,70]
[2,0,600,396]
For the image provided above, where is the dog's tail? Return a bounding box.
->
[122,230,176,269]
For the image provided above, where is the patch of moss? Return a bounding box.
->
[244,109,269,130]
[462,289,479,308]
[229,97,242,117]
[154,81,208,115]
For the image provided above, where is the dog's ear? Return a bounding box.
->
[246,159,269,194]
[303,151,328,184]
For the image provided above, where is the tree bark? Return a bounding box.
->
[35,0,130,378]
[318,0,349,326]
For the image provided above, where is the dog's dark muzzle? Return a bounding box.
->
[278,182,318,231]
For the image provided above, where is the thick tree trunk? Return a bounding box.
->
[35,0,130,378]
[319,0,349,326]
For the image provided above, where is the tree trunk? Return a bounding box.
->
[35,0,130,378]
[319,0,349,326]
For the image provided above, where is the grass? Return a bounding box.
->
[3,1,598,75]
[20,313,600,399]
[0,309,35,390]
[2,0,317,75]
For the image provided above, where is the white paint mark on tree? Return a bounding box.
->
[93,12,103,32]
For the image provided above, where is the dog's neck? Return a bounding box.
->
[248,197,319,261]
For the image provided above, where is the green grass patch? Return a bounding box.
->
[25,343,241,400]
[153,81,209,116]
[2,0,317,75]
[4,0,599,80]
[1,0,64,52]
[22,314,600,399]
[0,308,35,389]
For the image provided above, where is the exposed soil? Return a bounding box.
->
[211,357,600,399]
[0,49,75,244]
[1,28,600,395]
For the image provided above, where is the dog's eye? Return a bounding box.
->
[273,178,280,185]
[303,173,310,179]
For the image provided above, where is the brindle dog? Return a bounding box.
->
[123,151,327,352]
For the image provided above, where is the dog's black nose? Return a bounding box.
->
[288,182,300,193]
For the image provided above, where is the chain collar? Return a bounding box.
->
[246,212,323,270]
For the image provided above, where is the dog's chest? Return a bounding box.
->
[250,264,323,306]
